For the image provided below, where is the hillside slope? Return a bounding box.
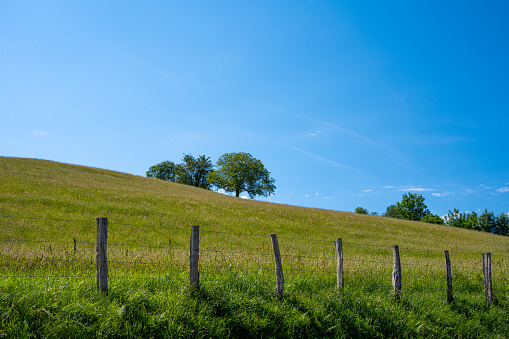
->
[1,156,508,256]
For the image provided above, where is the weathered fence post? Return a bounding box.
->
[96,217,108,293]
[270,234,284,298]
[444,250,453,303]
[392,245,402,301]
[483,252,493,303]
[190,225,200,293]
[334,239,343,291]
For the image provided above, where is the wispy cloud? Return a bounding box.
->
[432,192,454,197]
[453,184,509,196]
[308,130,322,137]
[32,130,50,137]
[396,187,436,192]
[479,184,497,190]
[320,121,402,155]
[496,187,509,194]
[274,111,403,156]
[323,196,333,200]
[363,189,372,192]
[395,134,473,146]
[289,147,369,175]
[8,140,19,145]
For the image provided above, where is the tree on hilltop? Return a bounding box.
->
[385,193,430,221]
[355,207,369,214]
[176,154,214,189]
[421,214,444,225]
[146,161,178,182]
[207,152,276,198]
[146,154,213,189]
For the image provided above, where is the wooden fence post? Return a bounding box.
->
[96,217,108,293]
[392,245,402,301]
[271,234,284,298]
[444,250,453,303]
[483,252,493,303]
[334,239,343,291]
[190,225,200,293]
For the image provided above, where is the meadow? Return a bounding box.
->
[1,156,509,338]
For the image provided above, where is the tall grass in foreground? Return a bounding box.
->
[2,270,509,338]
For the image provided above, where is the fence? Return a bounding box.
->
[1,215,508,304]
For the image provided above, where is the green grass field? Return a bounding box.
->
[2,156,509,338]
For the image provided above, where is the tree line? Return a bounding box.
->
[356,192,509,236]
[146,152,276,199]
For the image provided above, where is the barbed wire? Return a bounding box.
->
[199,264,273,270]
[343,258,393,265]
[3,215,509,259]
[0,239,95,245]
[109,221,188,231]
[108,260,187,268]
[0,257,94,263]
[108,276,189,283]
[3,215,509,256]
[200,248,273,257]
[3,214,509,297]
[200,229,268,238]
[0,215,94,224]
[0,274,95,279]
[106,242,188,251]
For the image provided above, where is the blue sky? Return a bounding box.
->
[2,1,508,217]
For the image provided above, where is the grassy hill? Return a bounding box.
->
[2,156,508,253]
[2,156,509,338]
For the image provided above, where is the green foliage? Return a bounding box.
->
[477,209,496,233]
[387,193,430,221]
[355,207,369,214]
[146,160,177,182]
[383,204,399,218]
[176,154,214,189]
[445,209,478,230]
[445,209,509,236]
[421,213,444,225]
[147,154,213,189]
[494,213,509,236]
[207,152,276,198]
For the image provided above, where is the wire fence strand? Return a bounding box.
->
[1,214,508,301]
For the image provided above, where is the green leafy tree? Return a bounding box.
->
[384,204,399,218]
[445,209,478,229]
[494,213,509,236]
[387,193,430,221]
[146,161,177,182]
[477,209,496,233]
[207,152,276,198]
[176,154,214,189]
[421,214,444,225]
[445,208,461,228]
[465,212,479,230]
[355,207,369,214]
